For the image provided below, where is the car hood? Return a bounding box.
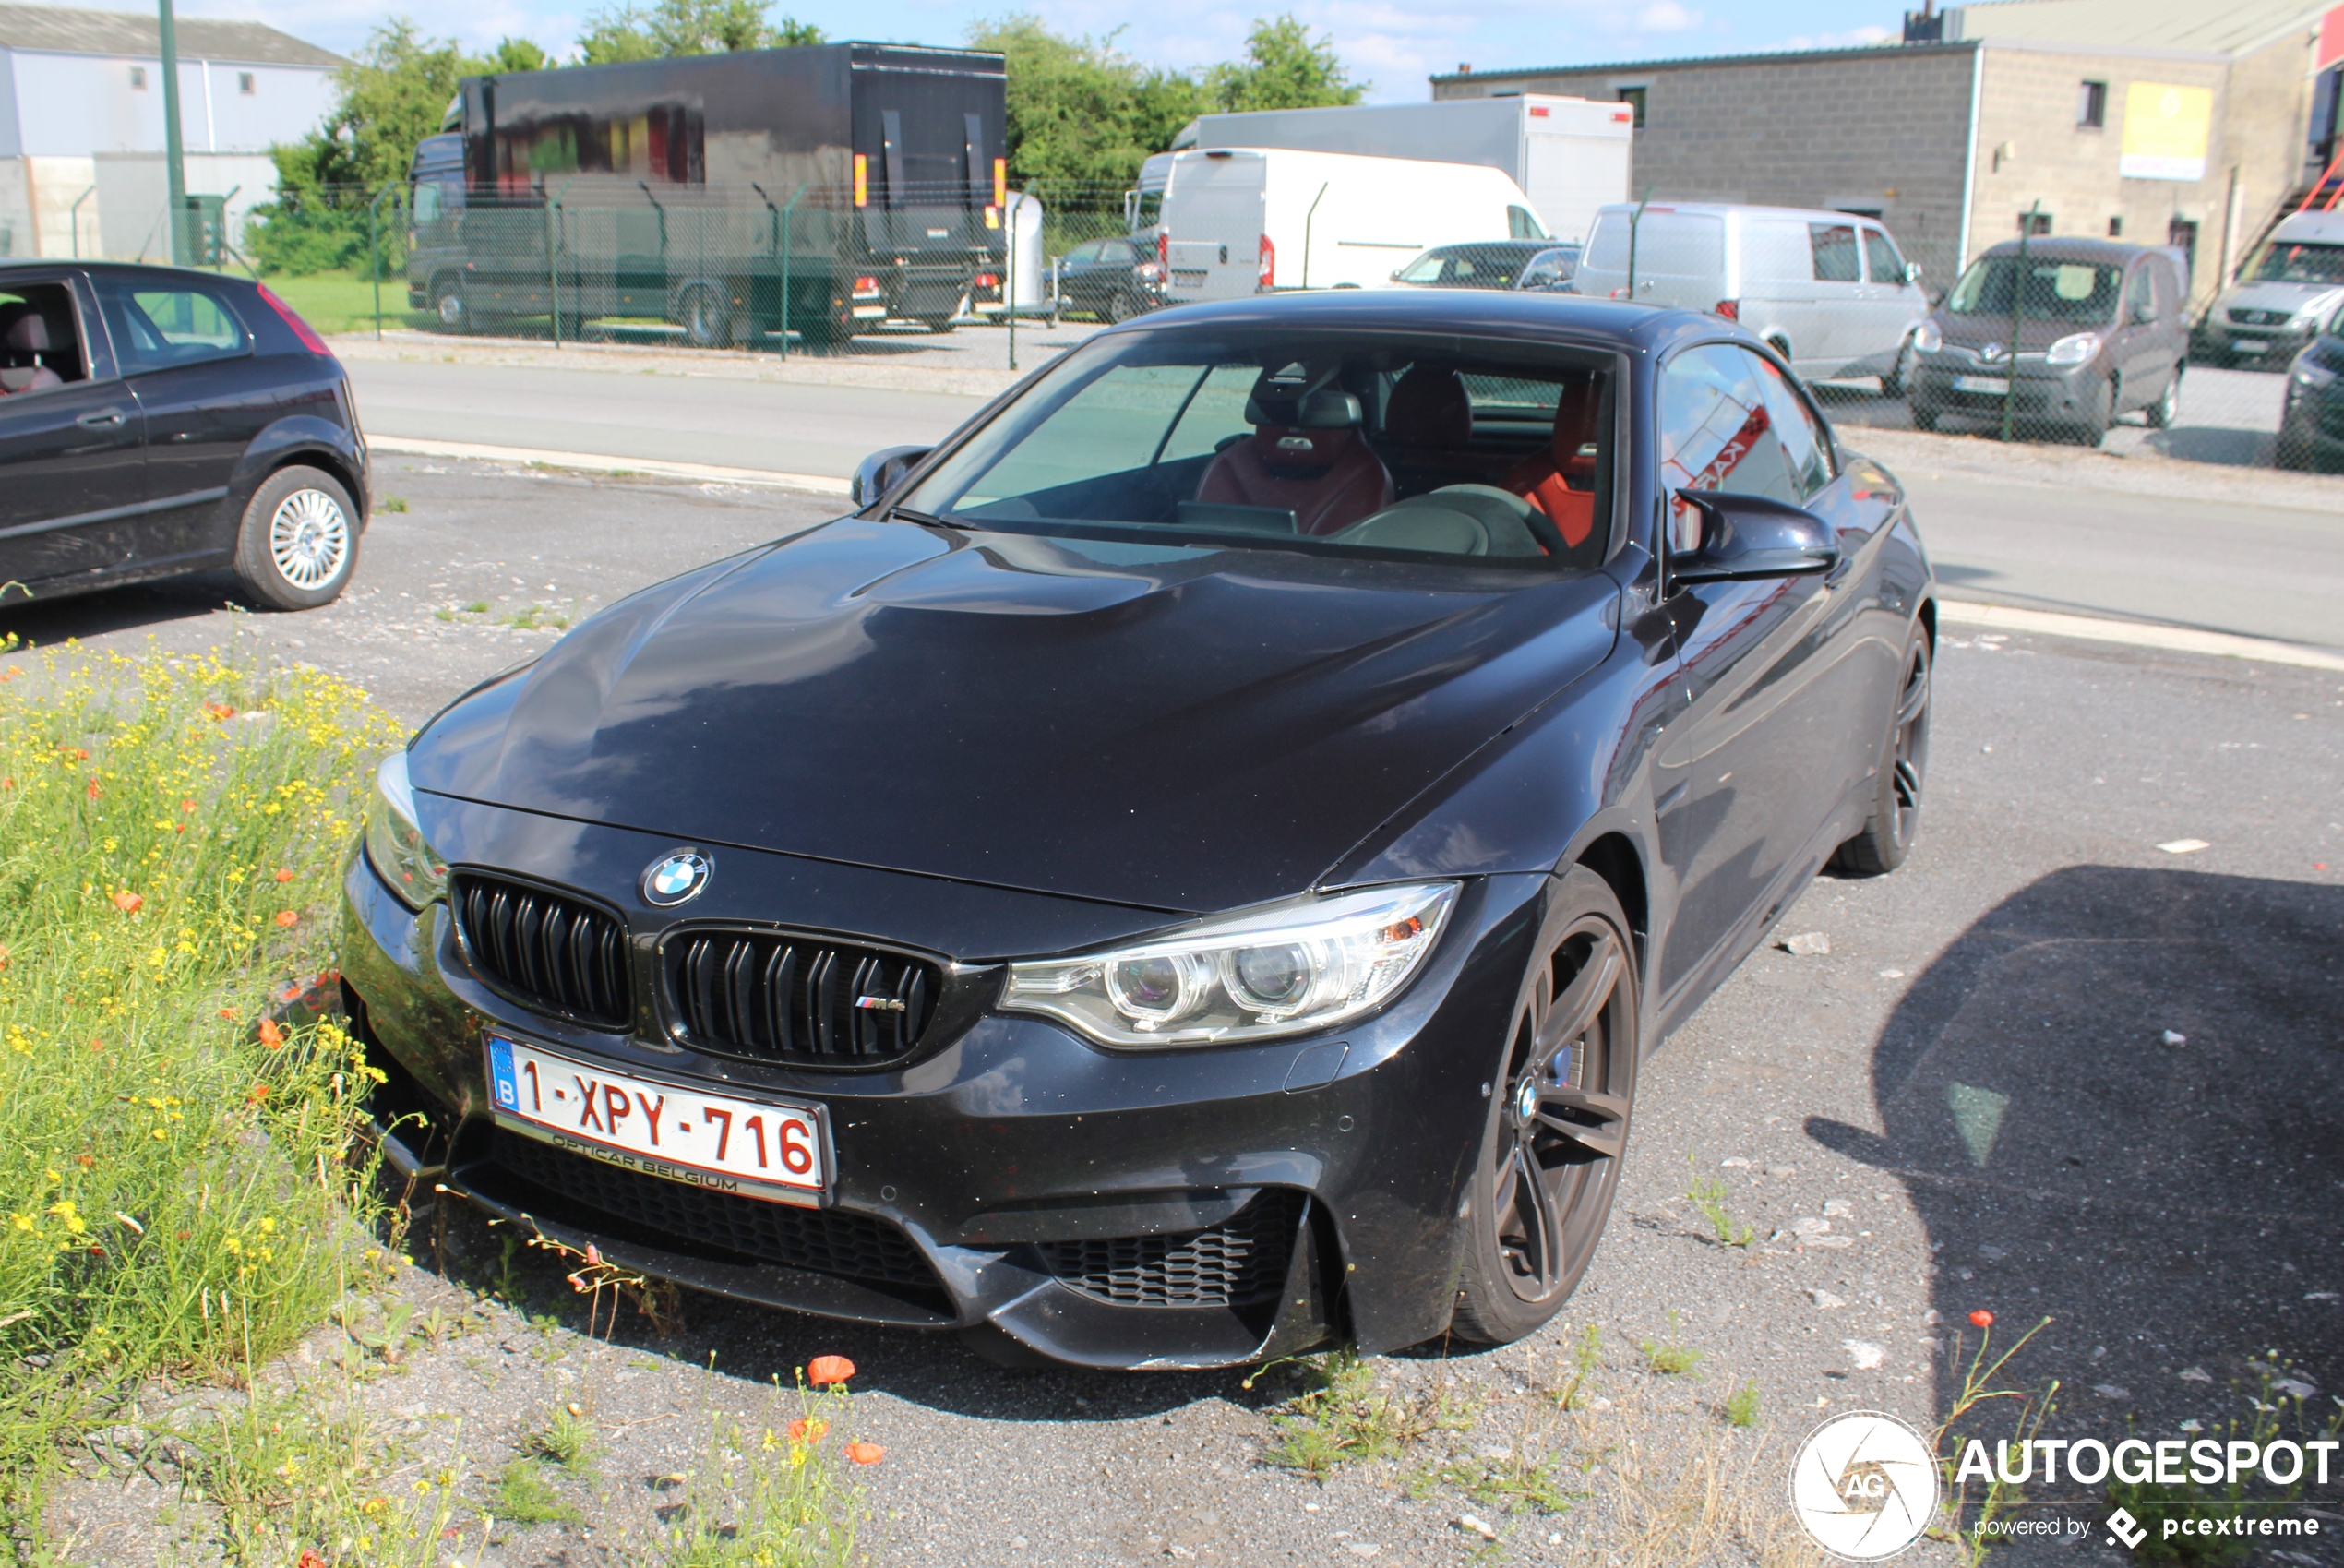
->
[410,519,1621,915]
[2219,280,2344,321]
[1931,311,2111,354]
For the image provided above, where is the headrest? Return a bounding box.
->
[0,303,48,355]
[1385,367,1471,450]
[1550,377,1602,474]
[1244,387,1360,430]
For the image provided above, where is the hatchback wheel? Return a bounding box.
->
[1881,337,1915,399]
[234,466,359,611]
[1450,868,1637,1345]
[1831,628,1931,875]
[1107,292,1133,324]
[2146,369,2181,430]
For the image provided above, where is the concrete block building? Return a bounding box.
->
[0,3,342,259]
[1430,0,2344,306]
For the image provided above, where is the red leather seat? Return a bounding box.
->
[0,305,65,397]
[1505,378,1601,553]
[1198,384,1393,537]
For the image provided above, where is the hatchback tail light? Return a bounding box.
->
[257,283,332,357]
[1715,299,1740,320]
[975,272,999,288]
[853,276,880,296]
[1258,234,1274,290]
[1136,261,1163,281]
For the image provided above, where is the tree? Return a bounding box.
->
[487,37,550,72]
[578,0,823,64]
[1204,14,1365,113]
[968,15,1202,193]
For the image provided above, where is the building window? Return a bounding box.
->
[2077,80,2108,129]
[2018,211,2051,236]
[237,71,256,94]
[128,65,146,89]
[1616,87,1647,129]
[2168,217,2198,280]
[2107,216,2123,237]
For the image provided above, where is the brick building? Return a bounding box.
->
[1429,0,2344,306]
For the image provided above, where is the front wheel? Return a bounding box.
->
[1910,399,1941,433]
[1106,291,1133,324]
[2073,375,2113,446]
[679,286,731,349]
[233,465,359,611]
[432,281,466,333]
[1449,868,1639,1346]
[2146,368,2181,429]
[1831,627,1931,876]
[1881,337,1914,399]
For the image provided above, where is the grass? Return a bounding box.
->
[493,1456,580,1526]
[0,638,405,1535]
[521,1401,598,1471]
[1722,1381,1762,1429]
[378,495,409,514]
[652,1382,867,1567]
[1639,1312,1706,1379]
[251,269,433,338]
[1259,1347,1475,1481]
[1685,1152,1757,1249]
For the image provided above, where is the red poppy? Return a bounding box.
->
[807,1354,856,1386]
[257,1019,285,1050]
[181,799,197,813]
[112,891,143,913]
[788,1417,830,1443]
[218,1008,237,1021]
[844,1442,885,1465]
[86,779,101,799]
[275,868,296,883]
[203,702,235,722]
[1,778,13,790]
[246,1083,270,1106]
[275,910,300,928]
[297,1551,326,1568]
[1968,1309,1993,1329]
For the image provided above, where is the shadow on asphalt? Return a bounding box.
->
[1808,866,2344,1474]
[0,573,251,647]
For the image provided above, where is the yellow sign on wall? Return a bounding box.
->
[2120,82,2213,181]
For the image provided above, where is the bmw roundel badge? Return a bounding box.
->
[642,850,712,906]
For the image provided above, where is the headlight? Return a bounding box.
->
[2046,331,2101,365]
[2294,359,2337,389]
[1000,881,1458,1047]
[1912,320,1942,354]
[364,751,448,910]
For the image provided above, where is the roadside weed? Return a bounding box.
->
[1411,1439,1578,1516]
[378,495,410,513]
[653,1381,866,1567]
[521,1400,599,1472]
[1640,1314,1705,1379]
[1685,1152,1756,1248]
[1722,1381,1762,1429]
[1260,1348,1474,1480]
[498,602,573,632]
[493,1455,580,1526]
[1549,1322,1604,1410]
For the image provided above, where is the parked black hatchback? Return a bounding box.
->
[1053,237,1166,323]
[0,259,368,611]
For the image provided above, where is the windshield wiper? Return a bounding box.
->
[886,504,965,531]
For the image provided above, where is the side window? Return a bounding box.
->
[1061,240,1103,266]
[1809,223,1860,283]
[413,181,442,224]
[0,281,88,393]
[1658,344,1812,551]
[2125,267,2156,322]
[1861,228,1906,285]
[1105,240,1139,264]
[1508,205,1546,241]
[1745,351,1834,499]
[93,278,249,374]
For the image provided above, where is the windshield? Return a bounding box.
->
[898,327,1614,569]
[1394,245,1534,287]
[1946,257,2122,323]
[2246,240,2344,284]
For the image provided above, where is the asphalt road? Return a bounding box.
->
[341,346,2344,650]
[24,462,2344,1567]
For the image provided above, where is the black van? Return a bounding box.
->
[407,43,1007,345]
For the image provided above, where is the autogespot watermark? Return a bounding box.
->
[1791,1419,2340,1559]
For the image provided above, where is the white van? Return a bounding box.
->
[1153,148,1548,305]
[2194,209,2344,367]
[1573,202,1931,389]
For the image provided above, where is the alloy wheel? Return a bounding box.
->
[1489,917,1632,1303]
[1886,640,1931,849]
[268,488,351,591]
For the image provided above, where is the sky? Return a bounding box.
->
[76,0,1913,97]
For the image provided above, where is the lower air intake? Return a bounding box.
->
[1037,1190,1306,1309]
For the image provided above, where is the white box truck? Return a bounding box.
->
[1152,147,1548,304]
[1165,96,1632,245]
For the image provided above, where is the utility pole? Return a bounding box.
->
[158,0,189,265]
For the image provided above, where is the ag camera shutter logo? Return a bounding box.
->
[1790,1410,1939,1559]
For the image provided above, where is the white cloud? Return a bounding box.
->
[1637,1,1700,31]
[1772,23,1894,50]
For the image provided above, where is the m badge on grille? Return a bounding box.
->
[642,850,712,906]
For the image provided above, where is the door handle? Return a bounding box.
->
[76,409,126,428]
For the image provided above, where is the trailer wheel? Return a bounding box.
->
[433,281,468,333]
[679,286,732,350]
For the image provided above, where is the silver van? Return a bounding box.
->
[2193,209,2344,369]
[1574,202,1931,392]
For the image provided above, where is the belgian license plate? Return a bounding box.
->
[1953,375,2009,394]
[2230,338,2267,354]
[486,1035,826,1205]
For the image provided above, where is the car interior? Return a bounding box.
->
[0,284,86,398]
[924,340,1614,569]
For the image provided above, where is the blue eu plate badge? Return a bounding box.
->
[488,1036,519,1111]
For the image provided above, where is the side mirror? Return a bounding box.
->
[851,445,932,509]
[1670,491,1840,583]
[1904,261,1923,284]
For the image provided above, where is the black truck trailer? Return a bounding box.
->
[405,42,1008,344]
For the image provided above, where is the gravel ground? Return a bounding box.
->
[19,465,2344,1567]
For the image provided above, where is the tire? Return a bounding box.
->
[2073,375,2113,446]
[1449,868,1639,1346]
[1830,627,1931,876]
[1881,338,1914,399]
[2275,421,2317,472]
[233,465,359,612]
[432,281,466,333]
[919,317,956,335]
[1106,291,1133,324]
[1910,399,1940,433]
[678,285,730,350]
[2145,367,2181,430]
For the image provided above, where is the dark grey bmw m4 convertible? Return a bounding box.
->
[341,289,1935,1370]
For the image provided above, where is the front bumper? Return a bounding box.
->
[2193,321,2311,366]
[339,797,1544,1369]
[1911,358,2100,423]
